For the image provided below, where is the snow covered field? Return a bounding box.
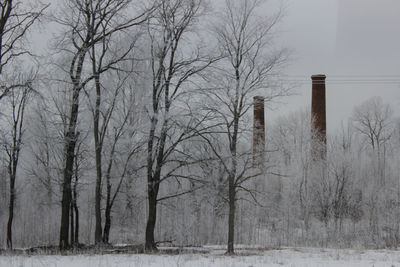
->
[1,247,400,267]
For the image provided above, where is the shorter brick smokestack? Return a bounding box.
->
[253,96,265,168]
[311,74,327,159]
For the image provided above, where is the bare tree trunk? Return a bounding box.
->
[227,174,236,254]
[92,45,103,244]
[74,203,79,245]
[73,158,80,246]
[5,87,29,250]
[102,181,112,244]
[59,132,76,249]
[70,202,75,245]
[94,162,102,245]
[145,119,166,251]
[102,126,136,244]
[145,114,159,251]
[145,186,158,250]
[227,117,238,254]
[60,80,82,249]
[6,177,15,249]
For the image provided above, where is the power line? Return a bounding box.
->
[268,76,400,85]
[277,74,400,78]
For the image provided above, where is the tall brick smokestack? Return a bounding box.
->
[311,74,327,159]
[253,96,265,168]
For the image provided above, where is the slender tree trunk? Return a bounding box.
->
[60,157,73,249]
[145,186,158,250]
[102,206,111,244]
[145,113,159,251]
[94,150,103,245]
[60,132,76,249]
[59,84,82,250]
[74,203,79,245]
[6,176,15,249]
[226,78,239,254]
[72,161,79,246]
[227,129,238,254]
[70,202,75,245]
[93,66,103,245]
[227,174,236,254]
[59,42,87,249]
[102,142,118,244]
[145,124,166,250]
[103,181,112,244]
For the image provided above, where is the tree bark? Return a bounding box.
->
[74,202,79,245]
[72,159,79,246]
[226,73,240,254]
[102,181,112,244]
[6,176,15,249]
[59,130,77,249]
[227,174,236,254]
[145,186,158,251]
[145,121,165,251]
[59,80,82,249]
[145,113,159,251]
[93,55,103,245]
[70,202,75,245]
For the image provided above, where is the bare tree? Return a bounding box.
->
[143,0,216,250]
[0,0,47,98]
[2,79,33,249]
[352,96,393,185]
[0,4,46,242]
[84,1,153,244]
[52,0,152,249]
[352,96,393,152]
[328,127,362,233]
[201,0,288,254]
[97,79,142,243]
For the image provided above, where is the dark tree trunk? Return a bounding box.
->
[59,36,88,248]
[93,71,103,245]
[227,174,236,254]
[6,177,15,249]
[74,203,79,244]
[102,209,111,243]
[103,181,112,244]
[70,202,75,245]
[226,95,239,254]
[94,169,102,244]
[145,186,158,251]
[59,84,82,250]
[59,133,76,250]
[102,144,116,244]
[102,135,133,244]
[72,161,79,245]
[145,113,160,251]
[145,122,164,251]
[94,151,102,245]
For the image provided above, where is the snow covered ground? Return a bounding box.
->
[1,247,400,267]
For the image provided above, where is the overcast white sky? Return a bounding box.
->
[268,0,400,133]
[33,0,400,133]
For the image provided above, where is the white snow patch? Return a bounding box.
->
[1,247,400,267]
